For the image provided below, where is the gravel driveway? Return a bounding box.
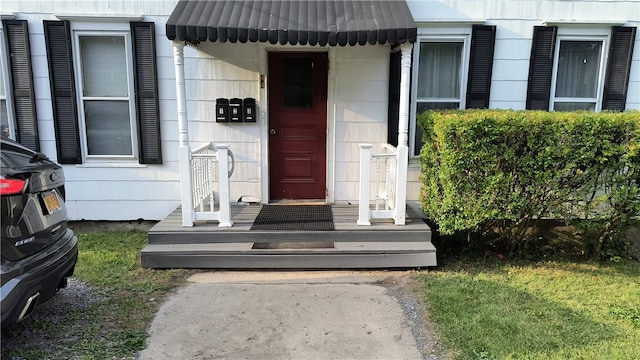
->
[1,278,100,359]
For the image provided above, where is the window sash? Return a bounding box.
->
[416,101,461,112]
[75,32,137,160]
[80,36,128,97]
[416,41,464,101]
[550,36,607,112]
[84,100,132,155]
[553,101,597,112]
[411,35,469,156]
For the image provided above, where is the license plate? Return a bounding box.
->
[42,190,62,214]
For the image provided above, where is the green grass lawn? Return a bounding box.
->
[3,230,638,360]
[419,258,640,360]
[71,231,190,358]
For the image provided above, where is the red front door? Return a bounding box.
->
[268,52,328,200]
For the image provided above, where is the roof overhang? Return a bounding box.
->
[166,0,417,46]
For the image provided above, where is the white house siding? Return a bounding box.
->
[404,0,640,204]
[2,1,182,220]
[182,41,263,203]
[332,46,391,203]
[182,42,391,205]
[407,0,640,111]
[2,0,639,221]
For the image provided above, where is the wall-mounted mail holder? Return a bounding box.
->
[216,98,229,122]
[216,98,256,123]
[243,98,256,122]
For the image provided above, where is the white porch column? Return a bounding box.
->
[215,144,233,227]
[394,42,413,225]
[173,41,194,227]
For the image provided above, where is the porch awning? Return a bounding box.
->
[166,0,417,46]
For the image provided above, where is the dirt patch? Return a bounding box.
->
[68,220,156,234]
[623,226,640,260]
[380,272,451,360]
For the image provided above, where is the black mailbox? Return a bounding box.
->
[229,98,242,122]
[243,98,256,122]
[215,98,229,122]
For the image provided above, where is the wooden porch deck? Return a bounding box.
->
[141,204,436,269]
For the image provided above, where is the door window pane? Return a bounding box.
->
[555,41,602,98]
[283,57,313,108]
[84,100,132,155]
[417,42,463,99]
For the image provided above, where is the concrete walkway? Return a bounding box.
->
[138,271,445,360]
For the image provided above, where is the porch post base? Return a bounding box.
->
[218,221,234,228]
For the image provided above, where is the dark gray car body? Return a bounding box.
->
[1,137,78,326]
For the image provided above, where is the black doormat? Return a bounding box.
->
[250,205,334,231]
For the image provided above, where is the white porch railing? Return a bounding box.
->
[179,142,234,227]
[358,143,408,226]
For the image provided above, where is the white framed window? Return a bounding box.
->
[0,31,16,139]
[528,25,636,112]
[411,30,472,156]
[415,39,469,113]
[73,31,138,160]
[550,34,608,112]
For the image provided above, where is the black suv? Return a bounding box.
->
[1,136,78,326]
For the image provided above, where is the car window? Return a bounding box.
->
[1,155,11,169]
[1,139,51,168]
[2,149,36,167]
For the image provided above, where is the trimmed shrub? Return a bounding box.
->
[418,109,640,258]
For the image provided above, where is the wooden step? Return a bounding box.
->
[140,240,437,269]
[141,204,437,269]
[147,228,431,244]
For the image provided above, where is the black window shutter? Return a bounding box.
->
[43,20,81,164]
[466,25,496,109]
[2,20,39,151]
[387,51,400,147]
[602,26,636,111]
[526,26,557,110]
[131,22,162,164]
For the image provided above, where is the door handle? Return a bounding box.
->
[270,128,276,135]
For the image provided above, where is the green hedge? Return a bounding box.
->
[418,109,640,257]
